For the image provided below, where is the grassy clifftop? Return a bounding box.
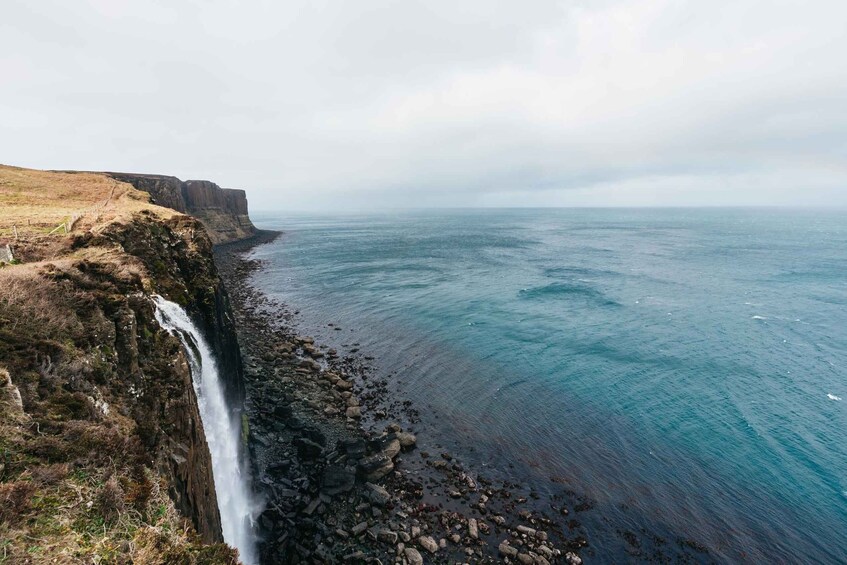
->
[0,166,239,564]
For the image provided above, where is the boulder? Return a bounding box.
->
[381,438,401,459]
[321,465,356,496]
[404,547,423,565]
[377,529,398,544]
[357,452,394,482]
[468,518,479,539]
[365,482,391,506]
[499,541,518,558]
[397,432,417,448]
[418,536,438,554]
[295,437,324,460]
[565,552,583,565]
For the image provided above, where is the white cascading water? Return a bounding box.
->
[153,296,256,565]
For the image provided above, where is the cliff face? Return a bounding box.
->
[105,173,256,245]
[0,166,246,563]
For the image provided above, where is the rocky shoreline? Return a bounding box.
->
[215,231,586,565]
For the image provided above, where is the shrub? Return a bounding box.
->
[97,475,126,524]
[0,480,36,524]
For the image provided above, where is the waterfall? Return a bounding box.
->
[153,296,256,565]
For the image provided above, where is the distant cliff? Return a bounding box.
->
[104,173,256,245]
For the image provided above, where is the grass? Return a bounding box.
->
[0,164,175,240]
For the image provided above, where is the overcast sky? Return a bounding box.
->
[3,0,846,209]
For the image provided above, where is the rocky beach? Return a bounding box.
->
[215,232,587,565]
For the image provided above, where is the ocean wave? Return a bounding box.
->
[518,282,621,306]
[827,393,841,401]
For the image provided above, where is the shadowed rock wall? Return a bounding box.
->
[105,173,257,245]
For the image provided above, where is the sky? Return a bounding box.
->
[2,0,846,209]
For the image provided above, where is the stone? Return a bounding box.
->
[321,465,356,495]
[377,529,398,544]
[499,542,518,558]
[404,547,423,565]
[358,452,394,482]
[418,535,438,554]
[351,521,368,536]
[536,530,548,541]
[397,432,417,448]
[516,525,537,536]
[346,406,362,419]
[381,438,401,459]
[565,552,583,565]
[468,518,479,539]
[339,438,366,460]
[295,437,324,460]
[335,379,354,391]
[517,553,534,565]
[411,526,421,538]
[365,482,391,506]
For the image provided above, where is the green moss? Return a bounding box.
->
[241,413,250,447]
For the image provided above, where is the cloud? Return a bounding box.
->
[1,0,845,208]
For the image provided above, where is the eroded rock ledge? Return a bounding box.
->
[104,172,257,245]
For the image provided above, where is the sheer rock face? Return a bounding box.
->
[0,214,248,546]
[105,173,257,244]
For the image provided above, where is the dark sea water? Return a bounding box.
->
[249,208,847,563]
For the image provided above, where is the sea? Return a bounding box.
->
[248,208,846,563]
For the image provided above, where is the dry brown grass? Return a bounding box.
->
[0,164,175,239]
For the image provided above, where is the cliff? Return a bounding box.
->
[104,173,256,245]
[0,166,245,563]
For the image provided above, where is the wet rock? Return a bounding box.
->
[418,535,438,554]
[499,541,519,558]
[322,465,356,495]
[339,438,366,460]
[358,452,394,482]
[516,525,537,536]
[468,518,479,539]
[335,379,354,391]
[381,438,401,459]
[295,437,324,460]
[396,432,417,448]
[351,521,368,536]
[517,553,534,564]
[365,482,391,506]
[377,529,398,544]
[404,547,424,565]
[565,552,583,565]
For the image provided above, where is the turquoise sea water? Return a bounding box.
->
[250,208,847,563]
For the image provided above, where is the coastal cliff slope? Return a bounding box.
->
[0,165,243,563]
[103,173,256,245]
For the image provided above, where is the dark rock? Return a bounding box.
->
[364,482,391,506]
[295,437,324,460]
[322,465,356,496]
[358,452,394,482]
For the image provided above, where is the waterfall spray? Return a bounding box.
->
[153,296,256,564]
